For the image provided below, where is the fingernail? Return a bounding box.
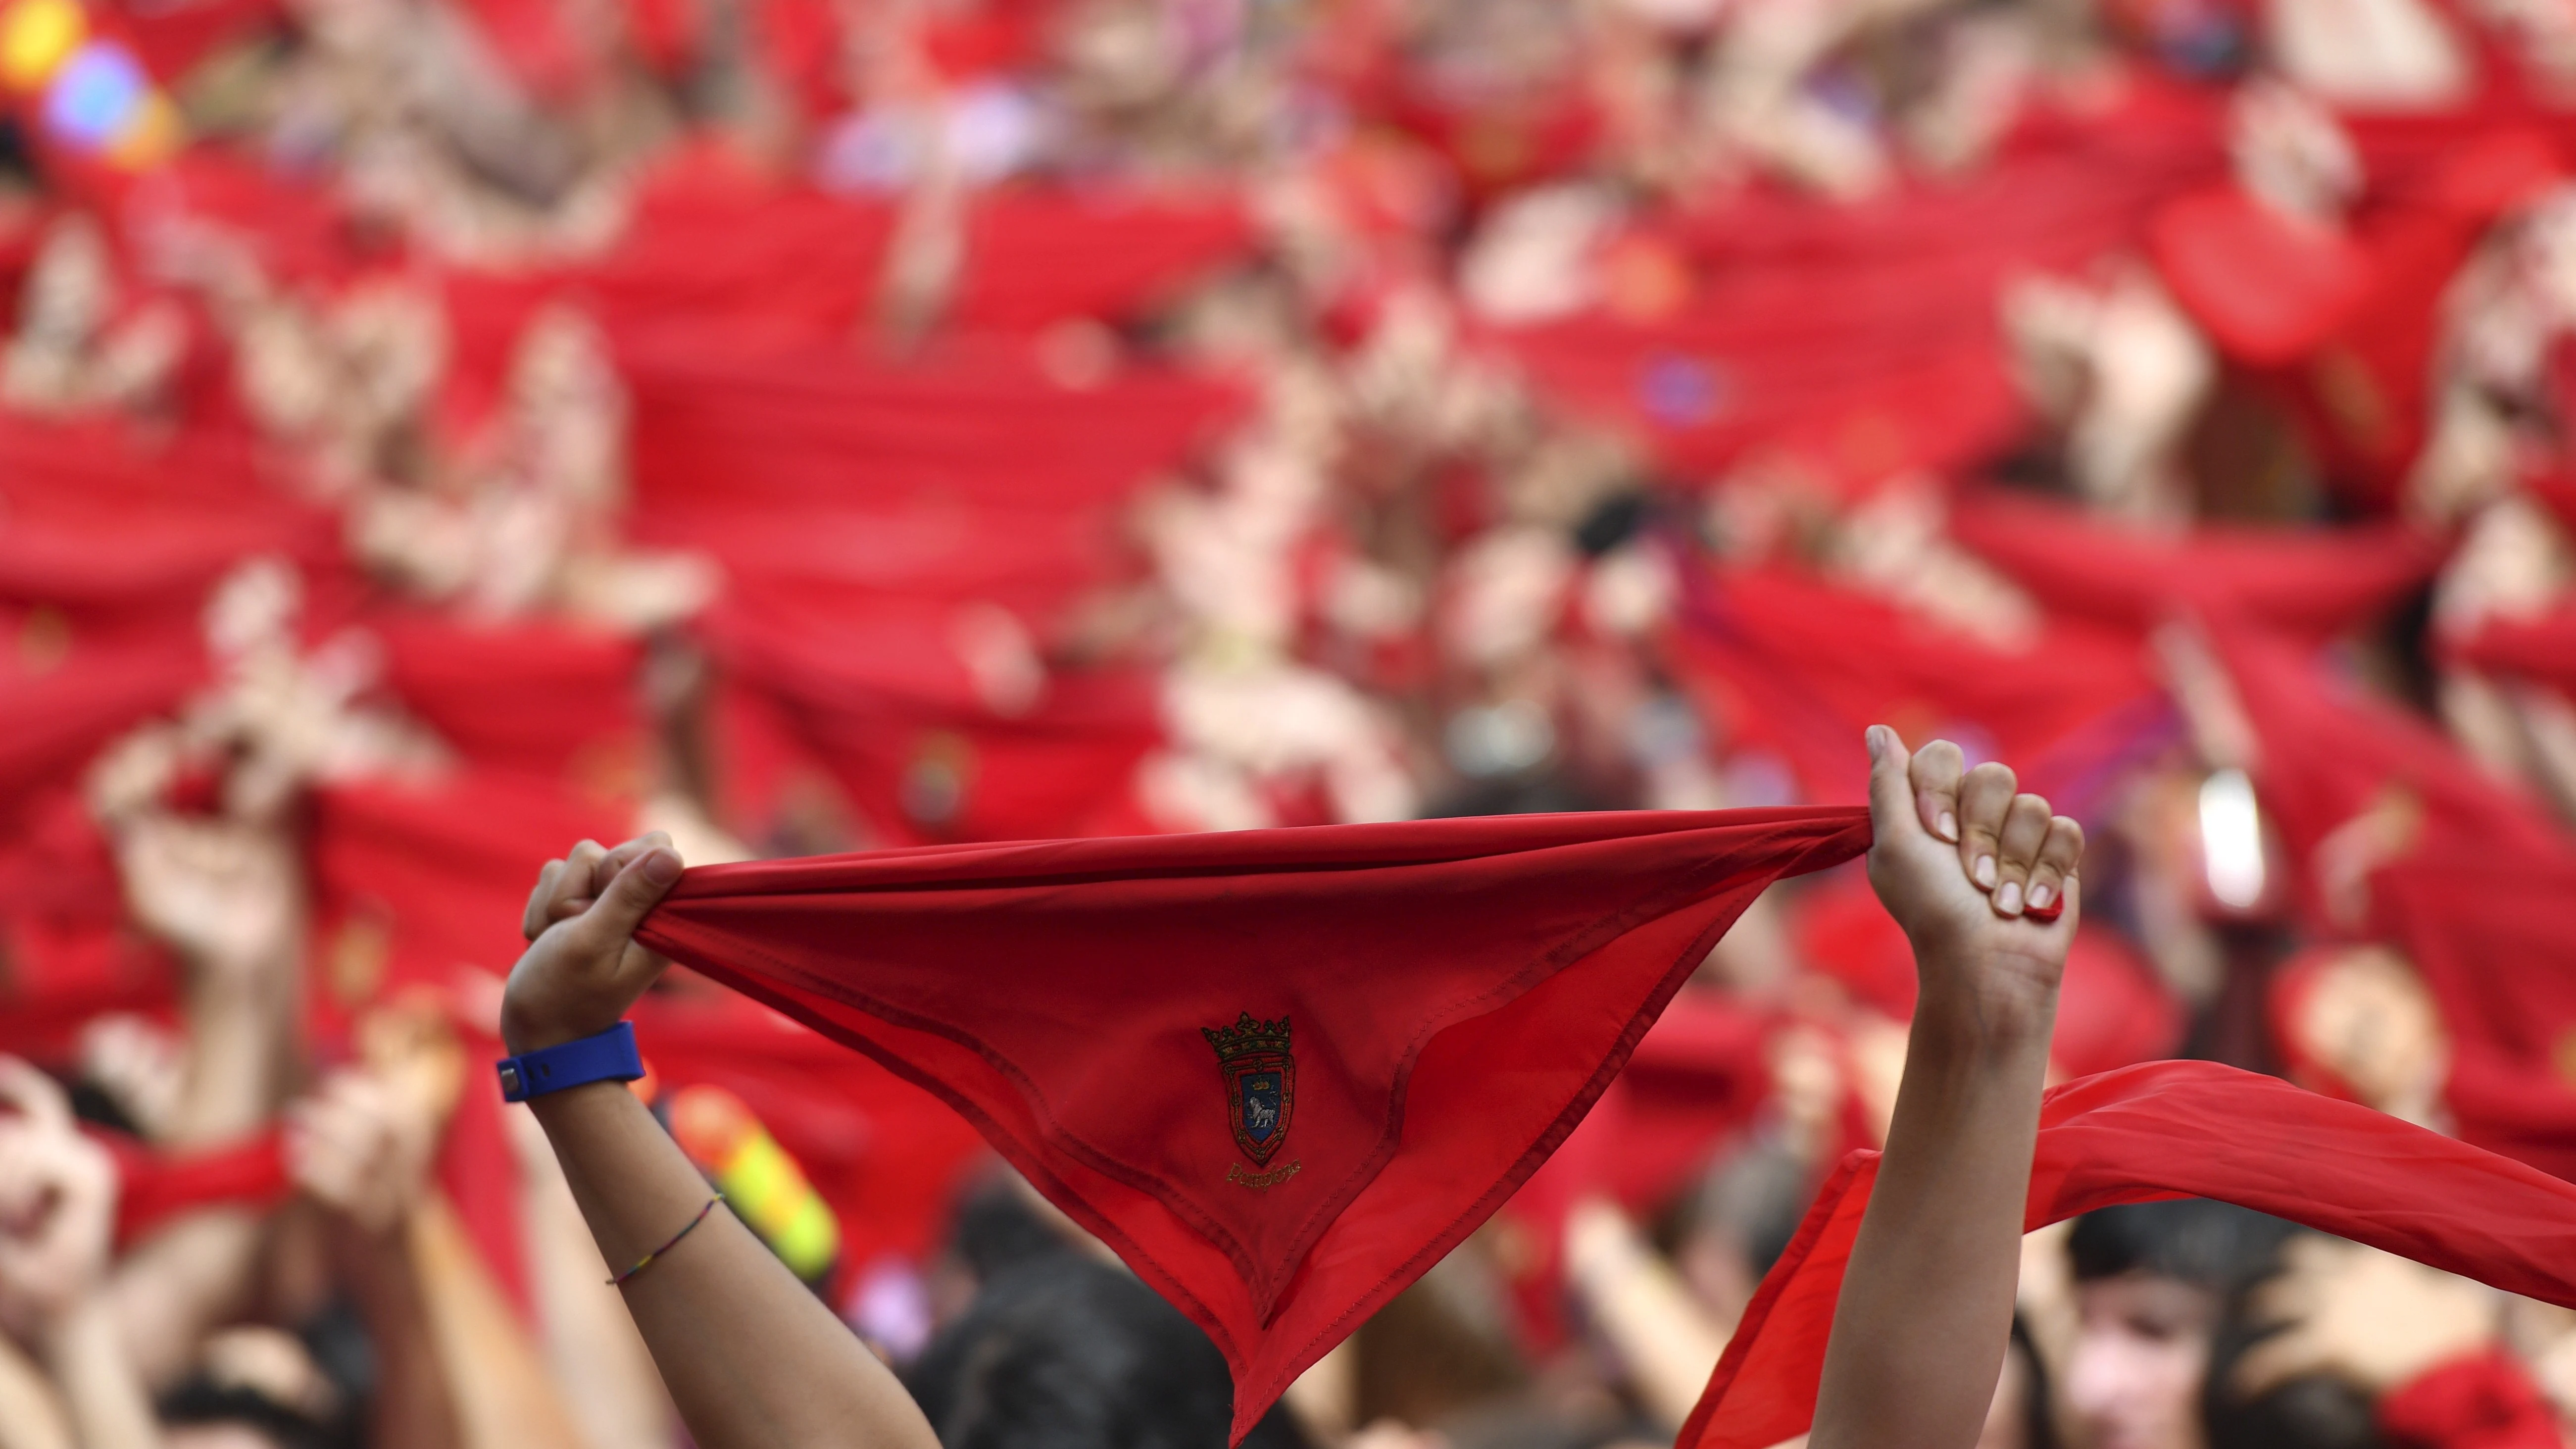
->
[1974,855,1997,889]
[1937,812,1958,843]
[1996,880,2023,916]
[2028,882,2054,911]
[1865,726,1888,759]
[642,849,683,886]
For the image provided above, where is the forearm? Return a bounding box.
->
[1809,957,2056,1449]
[0,1330,74,1449]
[527,1082,938,1449]
[43,1294,161,1449]
[331,1217,463,1449]
[109,953,298,1385]
[108,1211,264,1392]
[167,958,297,1146]
[1564,1201,1728,1430]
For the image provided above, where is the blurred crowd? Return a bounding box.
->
[8,0,2576,1444]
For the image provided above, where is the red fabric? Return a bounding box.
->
[2378,1349,2565,1449]
[952,190,1255,331]
[369,615,644,786]
[633,806,1873,1439]
[149,153,378,289]
[114,0,284,83]
[618,328,1241,522]
[104,1128,291,1245]
[2209,626,2566,913]
[1793,871,2181,1077]
[1490,92,2223,486]
[1681,1060,2576,1449]
[1678,569,2167,811]
[2151,187,2370,366]
[2155,133,2563,508]
[2287,133,2565,508]
[307,772,630,1316]
[309,772,629,1000]
[2372,858,2576,1183]
[0,790,170,1055]
[2446,606,2576,700]
[1947,491,2443,641]
[1507,988,1777,1235]
[711,623,1163,846]
[1497,988,1781,1350]
[0,643,203,828]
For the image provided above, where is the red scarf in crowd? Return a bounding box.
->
[1681,1059,2576,1449]
[634,807,1872,1440]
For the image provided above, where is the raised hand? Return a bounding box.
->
[2235,1236,2497,1396]
[1814,734,2091,1449]
[114,811,303,984]
[1863,727,2084,1036]
[502,832,685,1054]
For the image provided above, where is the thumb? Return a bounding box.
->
[1864,726,1915,841]
[575,847,683,950]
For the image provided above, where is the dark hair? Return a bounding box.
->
[1689,1132,1813,1279]
[950,1177,1081,1281]
[157,1304,371,1449]
[2008,1313,2061,1449]
[906,1253,1310,1449]
[157,1381,338,1449]
[2069,1200,2299,1295]
[2205,1315,2380,1444]
[2204,1369,2384,1449]
[2202,1275,2385,1449]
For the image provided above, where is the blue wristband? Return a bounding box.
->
[496,1021,644,1103]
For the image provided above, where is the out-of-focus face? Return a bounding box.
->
[2066,1273,2221,1449]
[2292,946,2447,1117]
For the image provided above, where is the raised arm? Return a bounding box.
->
[501,835,940,1449]
[1809,729,2085,1449]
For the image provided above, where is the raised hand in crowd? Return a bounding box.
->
[285,1019,459,1239]
[284,1007,468,1449]
[505,833,941,1449]
[112,813,303,996]
[98,799,307,1391]
[1814,730,2085,1449]
[2235,1236,2499,1396]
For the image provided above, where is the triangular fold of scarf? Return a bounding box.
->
[634,806,1872,1440]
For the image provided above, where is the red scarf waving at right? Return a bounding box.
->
[1681,1058,2576,1449]
[634,807,1870,1441]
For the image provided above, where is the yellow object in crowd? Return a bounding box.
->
[0,0,81,90]
[0,0,183,170]
[668,1084,842,1284]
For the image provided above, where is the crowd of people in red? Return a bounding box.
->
[9,0,2576,1443]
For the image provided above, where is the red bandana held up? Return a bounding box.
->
[1680,1060,2576,1449]
[634,806,1872,1440]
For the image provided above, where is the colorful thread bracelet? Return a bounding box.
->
[609,1194,725,1287]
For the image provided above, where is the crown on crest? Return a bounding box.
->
[1202,1012,1291,1062]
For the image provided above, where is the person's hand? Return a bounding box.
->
[286,1067,441,1236]
[114,811,302,985]
[0,1059,118,1332]
[1864,727,2084,1033]
[77,1014,186,1142]
[501,832,685,1055]
[2235,1236,2497,1395]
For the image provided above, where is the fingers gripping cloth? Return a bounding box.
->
[1681,1059,2576,1449]
[633,807,1872,1441]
